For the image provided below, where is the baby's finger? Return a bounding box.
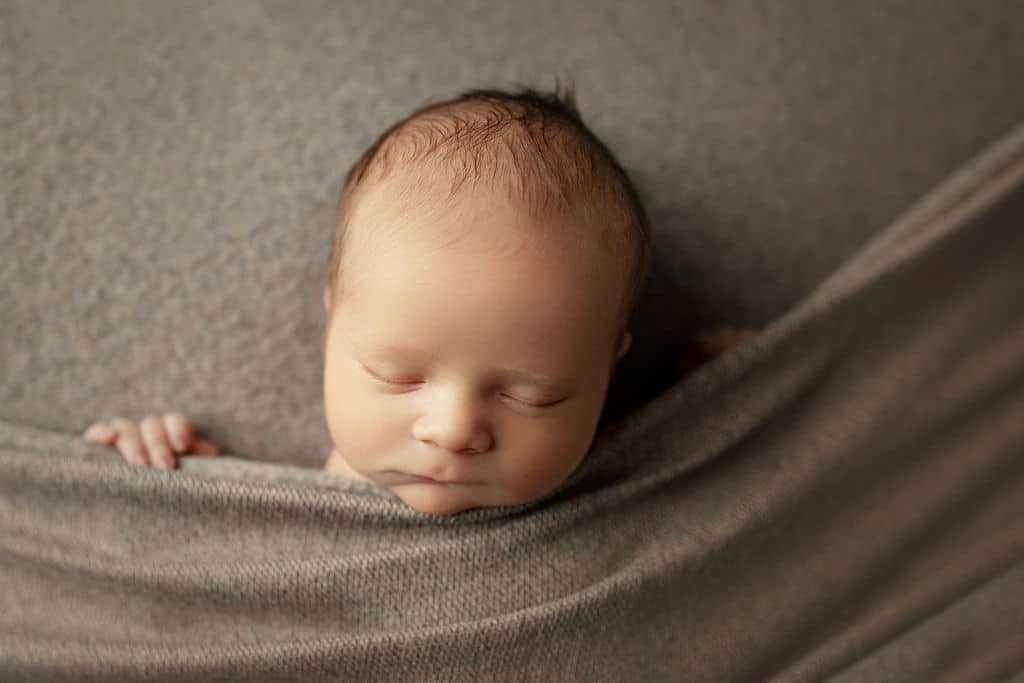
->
[140,415,175,470]
[188,438,220,456]
[110,418,149,466]
[162,412,193,452]
[83,423,118,445]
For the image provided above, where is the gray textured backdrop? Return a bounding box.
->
[3,0,1023,466]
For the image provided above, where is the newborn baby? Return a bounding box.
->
[83,83,754,516]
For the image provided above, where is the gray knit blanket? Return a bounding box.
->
[2,122,1023,682]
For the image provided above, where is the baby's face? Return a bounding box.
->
[322,180,631,515]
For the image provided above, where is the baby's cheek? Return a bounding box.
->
[499,427,589,503]
[325,390,391,466]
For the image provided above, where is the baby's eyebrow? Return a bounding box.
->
[498,368,568,390]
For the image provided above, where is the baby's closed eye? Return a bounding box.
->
[358,363,569,409]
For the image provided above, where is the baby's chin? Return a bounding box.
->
[391,479,559,516]
[391,481,489,516]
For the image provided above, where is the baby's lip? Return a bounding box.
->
[387,470,474,484]
[410,473,472,484]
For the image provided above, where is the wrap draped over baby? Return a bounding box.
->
[2,119,1023,681]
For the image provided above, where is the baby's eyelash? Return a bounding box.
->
[506,394,568,409]
[371,374,421,387]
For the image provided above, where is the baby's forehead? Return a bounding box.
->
[345,252,619,350]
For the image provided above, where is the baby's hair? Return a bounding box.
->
[324,78,652,356]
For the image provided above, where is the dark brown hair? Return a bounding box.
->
[324,78,651,355]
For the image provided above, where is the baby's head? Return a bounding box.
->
[321,81,651,515]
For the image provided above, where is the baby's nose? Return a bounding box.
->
[412,411,492,455]
[418,431,492,456]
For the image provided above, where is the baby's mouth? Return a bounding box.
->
[381,470,474,485]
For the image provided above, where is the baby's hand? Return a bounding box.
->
[693,326,756,359]
[82,413,220,471]
[676,325,757,377]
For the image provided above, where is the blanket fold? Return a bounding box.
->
[2,122,1023,682]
